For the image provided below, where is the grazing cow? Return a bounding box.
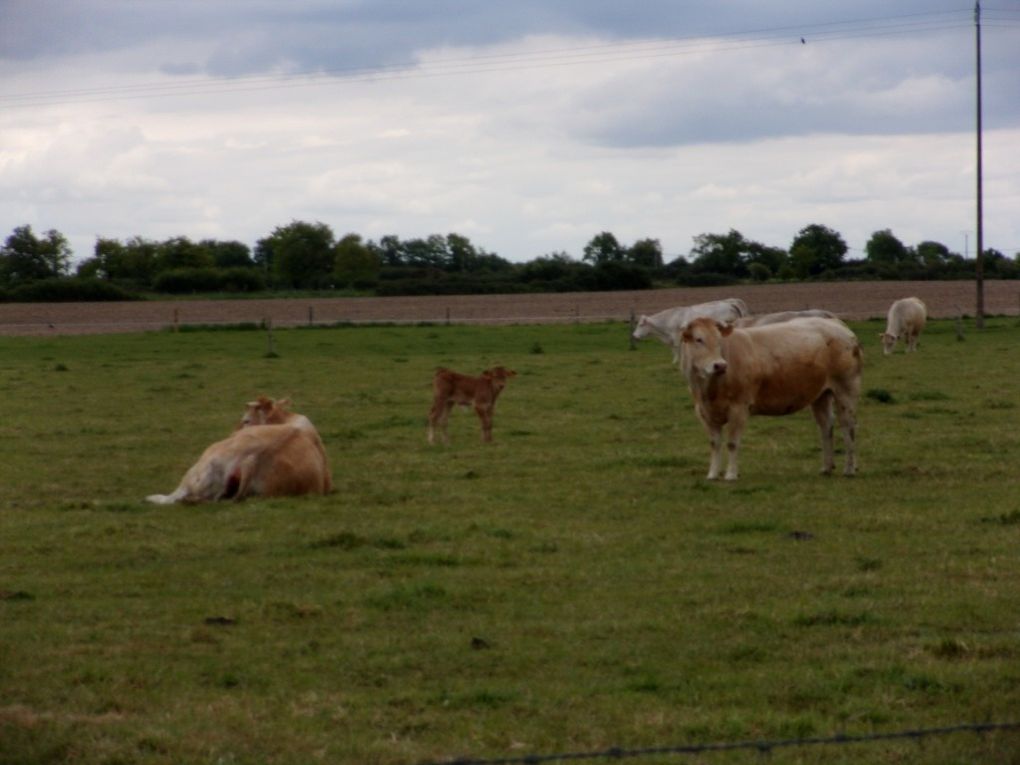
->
[632,298,749,362]
[147,397,332,504]
[880,297,927,354]
[679,317,862,481]
[427,366,516,444]
[735,309,839,328]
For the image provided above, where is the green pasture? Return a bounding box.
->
[1,318,1019,764]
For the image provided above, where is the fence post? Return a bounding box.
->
[629,308,637,351]
[173,308,179,332]
[446,307,451,326]
[308,306,314,327]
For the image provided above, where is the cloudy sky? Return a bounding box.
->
[2,1,1019,266]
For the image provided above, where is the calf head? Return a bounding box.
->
[238,396,293,428]
[680,318,732,378]
[482,366,517,392]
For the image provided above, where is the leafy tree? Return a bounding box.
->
[374,235,405,267]
[157,236,213,272]
[0,225,71,286]
[789,224,847,278]
[745,241,788,277]
[334,233,380,287]
[256,221,336,288]
[865,229,917,267]
[402,235,450,270]
[582,232,625,264]
[915,240,953,269]
[628,238,663,269]
[202,239,253,269]
[689,229,749,277]
[446,233,477,272]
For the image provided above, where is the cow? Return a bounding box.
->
[237,395,314,431]
[880,297,927,354]
[632,298,749,363]
[735,309,839,327]
[427,366,516,444]
[678,316,862,481]
[146,397,332,504]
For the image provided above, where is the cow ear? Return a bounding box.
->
[680,328,693,342]
[720,322,734,337]
[277,397,291,409]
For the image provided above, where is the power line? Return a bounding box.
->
[2,9,1002,110]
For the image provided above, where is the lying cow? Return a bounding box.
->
[147,397,332,504]
[880,297,927,354]
[735,309,839,328]
[679,317,862,481]
[632,298,749,362]
[237,395,314,431]
[427,366,516,444]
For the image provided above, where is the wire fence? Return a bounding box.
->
[414,721,1020,765]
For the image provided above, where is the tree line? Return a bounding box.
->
[1,220,1016,302]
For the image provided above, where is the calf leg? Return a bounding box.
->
[811,392,836,475]
[427,399,453,445]
[476,404,494,442]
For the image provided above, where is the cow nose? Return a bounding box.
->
[712,360,727,375]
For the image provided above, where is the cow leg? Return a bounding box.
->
[723,409,747,481]
[811,392,836,475]
[834,394,858,476]
[705,423,724,480]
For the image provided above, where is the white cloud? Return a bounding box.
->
[1,3,1019,266]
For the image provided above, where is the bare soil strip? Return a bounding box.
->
[0,281,1015,336]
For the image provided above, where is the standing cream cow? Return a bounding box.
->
[678,317,862,481]
[880,297,927,354]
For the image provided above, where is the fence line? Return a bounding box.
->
[415,721,1020,765]
[0,314,632,335]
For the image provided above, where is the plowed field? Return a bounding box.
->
[0,280,1015,335]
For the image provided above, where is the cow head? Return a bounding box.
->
[680,318,732,378]
[631,315,652,340]
[878,332,897,355]
[238,396,293,428]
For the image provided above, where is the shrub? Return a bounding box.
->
[2,278,139,302]
[152,267,266,294]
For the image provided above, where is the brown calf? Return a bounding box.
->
[427,366,516,444]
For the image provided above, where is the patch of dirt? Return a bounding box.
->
[0,281,1015,336]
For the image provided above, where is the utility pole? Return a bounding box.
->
[975,1,985,328]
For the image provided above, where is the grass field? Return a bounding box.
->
[1,318,1019,764]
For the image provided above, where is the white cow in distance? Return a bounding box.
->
[679,316,862,481]
[735,309,839,328]
[880,297,927,354]
[632,298,749,362]
[147,397,332,504]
